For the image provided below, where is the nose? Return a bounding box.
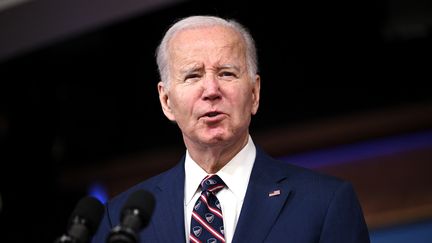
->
[202,74,221,101]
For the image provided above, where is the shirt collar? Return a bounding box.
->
[184,135,256,206]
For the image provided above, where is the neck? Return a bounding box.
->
[186,133,249,174]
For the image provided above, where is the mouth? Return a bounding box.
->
[204,111,222,118]
[200,110,225,121]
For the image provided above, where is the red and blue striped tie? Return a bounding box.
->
[190,174,226,243]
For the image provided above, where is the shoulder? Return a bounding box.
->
[255,146,350,195]
[255,147,362,214]
[104,159,184,224]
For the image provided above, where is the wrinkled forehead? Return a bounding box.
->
[168,26,247,65]
[170,26,245,52]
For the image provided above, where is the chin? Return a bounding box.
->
[199,132,231,145]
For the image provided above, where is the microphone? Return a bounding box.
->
[106,190,155,243]
[55,196,105,243]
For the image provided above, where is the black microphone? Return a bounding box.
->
[106,190,155,243]
[55,196,105,243]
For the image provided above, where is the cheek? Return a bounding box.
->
[229,90,254,117]
[240,88,254,109]
[170,91,196,117]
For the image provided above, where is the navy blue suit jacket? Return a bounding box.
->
[92,147,370,242]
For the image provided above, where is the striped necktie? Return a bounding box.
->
[190,174,226,243]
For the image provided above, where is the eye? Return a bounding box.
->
[220,71,233,77]
[219,71,236,78]
[184,73,201,82]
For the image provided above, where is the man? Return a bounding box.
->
[92,15,370,243]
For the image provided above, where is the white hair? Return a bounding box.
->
[155,15,258,88]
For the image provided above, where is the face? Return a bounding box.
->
[158,25,260,148]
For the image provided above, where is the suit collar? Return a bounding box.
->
[152,157,187,243]
[149,148,292,243]
[232,147,292,243]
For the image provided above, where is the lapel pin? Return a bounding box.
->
[268,189,281,197]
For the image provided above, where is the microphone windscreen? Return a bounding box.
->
[122,190,155,227]
[68,196,105,234]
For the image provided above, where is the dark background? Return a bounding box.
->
[0,0,431,242]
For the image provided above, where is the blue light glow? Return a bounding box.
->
[280,130,432,168]
[370,220,432,243]
[88,182,108,204]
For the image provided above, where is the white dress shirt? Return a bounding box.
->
[184,136,256,243]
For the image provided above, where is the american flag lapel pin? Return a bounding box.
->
[268,189,281,197]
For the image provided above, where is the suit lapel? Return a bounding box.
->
[232,149,291,243]
[152,158,186,242]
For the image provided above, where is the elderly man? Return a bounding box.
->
[92,15,370,243]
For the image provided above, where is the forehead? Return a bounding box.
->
[168,25,246,60]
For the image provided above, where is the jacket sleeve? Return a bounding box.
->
[319,181,370,243]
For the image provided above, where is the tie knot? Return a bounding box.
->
[200,174,226,194]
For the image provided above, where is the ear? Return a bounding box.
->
[251,75,260,115]
[157,81,176,121]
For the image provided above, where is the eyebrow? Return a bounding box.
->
[218,64,241,72]
[179,63,241,76]
[180,64,204,76]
